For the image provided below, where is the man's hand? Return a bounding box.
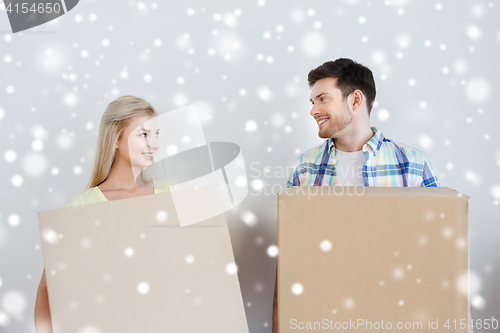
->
[469,303,475,333]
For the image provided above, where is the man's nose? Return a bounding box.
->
[310,105,319,117]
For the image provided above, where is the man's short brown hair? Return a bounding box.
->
[308,58,376,115]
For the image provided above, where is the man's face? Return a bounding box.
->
[309,77,353,139]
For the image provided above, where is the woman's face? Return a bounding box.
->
[115,115,160,168]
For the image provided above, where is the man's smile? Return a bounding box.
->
[316,117,329,127]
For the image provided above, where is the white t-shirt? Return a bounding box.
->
[334,148,365,186]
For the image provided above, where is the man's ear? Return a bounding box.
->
[351,90,363,111]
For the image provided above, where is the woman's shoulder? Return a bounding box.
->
[63,192,83,208]
[63,180,183,207]
[62,187,106,208]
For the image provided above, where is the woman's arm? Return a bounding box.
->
[34,268,53,333]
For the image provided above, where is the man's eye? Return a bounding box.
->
[140,133,147,137]
[321,97,326,102]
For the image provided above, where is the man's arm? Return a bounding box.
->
[469,302,475,333]
[286,154,305,188]
[420,155,440,187]
[272,265,278,333]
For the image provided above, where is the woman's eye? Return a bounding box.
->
[321,97,326,102]
[140,132,159,137]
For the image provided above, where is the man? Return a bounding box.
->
[272,58,472,332]
[287,58,439,188]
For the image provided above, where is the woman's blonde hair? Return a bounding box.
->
[87,95,158,189]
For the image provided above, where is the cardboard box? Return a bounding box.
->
[278,186,469,332]
[38,185,249,333]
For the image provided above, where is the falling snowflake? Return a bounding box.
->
[291,283,303,295]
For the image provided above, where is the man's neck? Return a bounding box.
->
[333,126,374,152]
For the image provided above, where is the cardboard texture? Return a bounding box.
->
[38,185,249,333]
[278,186,469,332]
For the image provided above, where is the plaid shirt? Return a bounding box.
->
[287,127,440,188]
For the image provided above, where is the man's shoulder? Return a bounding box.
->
[287,140,329,187]
[292,140,330,167]
[382,136,441,186]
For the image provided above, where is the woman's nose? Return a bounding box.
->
[147,138,158,149]
[150,135,161,149]
[142,135,159,150]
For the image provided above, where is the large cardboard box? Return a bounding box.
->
[38,185,249,333]
[278,186,469,332]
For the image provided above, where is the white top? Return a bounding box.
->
[334,148,365,186]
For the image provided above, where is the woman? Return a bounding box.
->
[34,95,169,332]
